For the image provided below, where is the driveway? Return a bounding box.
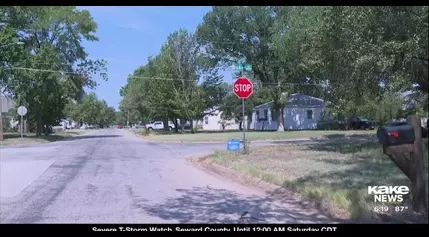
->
[0,129,331,223]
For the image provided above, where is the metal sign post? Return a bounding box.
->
[17,106,27,138]
[233,78,253,152]
[242,98,246,150]
[233,58,253,152]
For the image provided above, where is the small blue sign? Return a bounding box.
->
[227,139,241,151]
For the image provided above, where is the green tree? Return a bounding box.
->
[1,6,107,135]
[196,6,293,131]
[119,29,228,132]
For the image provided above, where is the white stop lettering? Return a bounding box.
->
[234,84,252,92]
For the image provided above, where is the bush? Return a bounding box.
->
[191,127,199,134]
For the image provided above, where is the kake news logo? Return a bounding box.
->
[368,186,410,204]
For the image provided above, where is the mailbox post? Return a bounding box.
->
[378,115,428,213]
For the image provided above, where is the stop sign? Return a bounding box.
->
[233,77,253,99]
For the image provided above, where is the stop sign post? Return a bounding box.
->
[233,77,253,151]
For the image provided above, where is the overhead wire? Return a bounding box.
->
[1,66,325,87]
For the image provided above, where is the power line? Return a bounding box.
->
[2,66,86,75]
[1,66,324,86]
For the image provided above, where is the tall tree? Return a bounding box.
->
[196,6,292,131]
[1,6,107,135]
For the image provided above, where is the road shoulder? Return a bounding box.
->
[187,149,423,224]
[187,155,351,224]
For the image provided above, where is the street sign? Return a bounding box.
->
[17,106,27,138]
[234,64,252,72]
[227,139,241,151]
[17,106,27,116]
[243,64,252,71]
[233,77,254,99]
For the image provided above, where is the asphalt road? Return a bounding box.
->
[0,129,331,224]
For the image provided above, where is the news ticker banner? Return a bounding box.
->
[1,224,426,232]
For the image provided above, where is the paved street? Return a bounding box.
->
[0,129,330,224]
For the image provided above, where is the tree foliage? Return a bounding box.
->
[1,6,108,135]
[65,93,115,128]
[119,28,228,131]
[120,6,427,134]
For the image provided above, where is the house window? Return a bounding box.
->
[264,109,268,119]
[256,110,260,120]
[306,110,313,119]
[204,116,209,125]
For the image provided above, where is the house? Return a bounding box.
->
[250,93,325,131]
[198,107,248,131]
[1,95,19,129]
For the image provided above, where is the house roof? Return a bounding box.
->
[253,93,324,110]
[203,106,220,114]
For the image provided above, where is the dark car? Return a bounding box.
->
[349,117,377,130]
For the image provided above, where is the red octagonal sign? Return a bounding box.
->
[233,77,253,99]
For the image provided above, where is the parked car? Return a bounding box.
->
[145,121,175,131]
[349,117,377,130]
[117,124,123,129]
[133,124,146,129]
[317,119,347,130]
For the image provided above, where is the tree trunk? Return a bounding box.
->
[246,112,252,130]
[162,119,170,132]
[180,117,186,133]
[239,121,243,131]
[36,105,42,136]
[171,118,179,133]
[0,118,3,141]
[277,107,284,132]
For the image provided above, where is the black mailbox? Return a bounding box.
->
[377,124,415,145]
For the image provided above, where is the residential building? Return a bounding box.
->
[1,95,15,113]
[1,95,19,129]
[250,93,325,131]
[197,107,248,131]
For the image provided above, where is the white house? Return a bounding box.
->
[250,93,325,131]
[198,107,248,131]
[1,95,19,129]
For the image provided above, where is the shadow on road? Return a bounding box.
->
[138,186,335,224]
[64,135,121,141]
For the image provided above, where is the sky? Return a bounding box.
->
[78,6,233,110]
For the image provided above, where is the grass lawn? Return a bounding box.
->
[0,130,87,146]
[139,129,376,142]
[197,140,428,222]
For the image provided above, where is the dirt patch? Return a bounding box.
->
[189,140,428,223]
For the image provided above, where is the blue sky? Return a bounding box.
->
[78,6,232,110]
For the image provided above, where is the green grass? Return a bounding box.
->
[200,140,428,222]
[143,129,375,142]
[0,130,87,146]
